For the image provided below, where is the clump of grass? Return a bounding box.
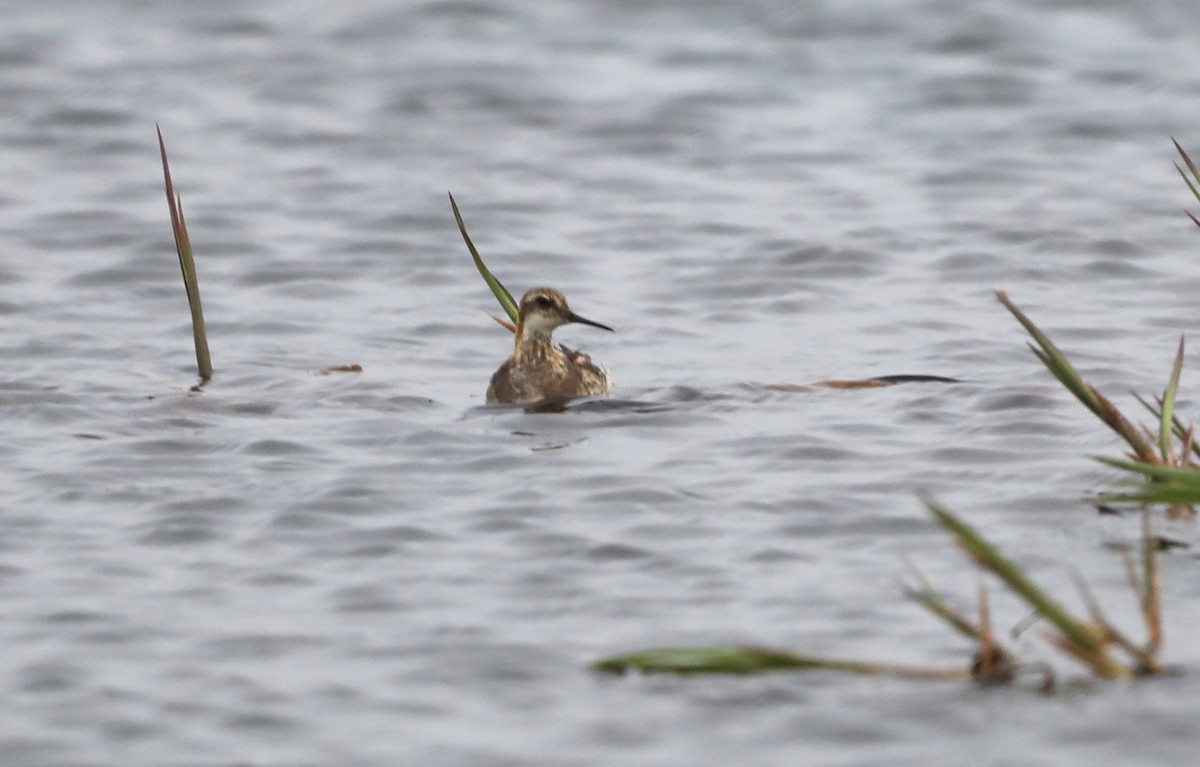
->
[996,292,1195,515]
[993,141,1200,509]
[924,501,1165,679]
[157,126,212,386]
[593,500,1167,686]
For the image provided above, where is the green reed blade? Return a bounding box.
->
[997,292,1104,418]
[1173,138,1200,203]
[1094,456,1200,505]
[448,192,519,324]
[590,645,967,680]
[1159,337,1185,462]
[998,291,1158,463]
[157,126,212,383]
[1096,455,1200,482]
[1174,164,1200,204]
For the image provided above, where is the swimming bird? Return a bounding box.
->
[487,287,614,404]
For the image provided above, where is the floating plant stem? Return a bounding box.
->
[591,645,967,681]
[448,192,519,324]
[157,126,212,384]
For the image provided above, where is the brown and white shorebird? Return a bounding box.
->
[486,287,614,404]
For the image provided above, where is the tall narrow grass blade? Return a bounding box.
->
[1159,337,1185,463]
[997,292,1104,418]
[590,646,968,680]
[1172,138,1200,203]
[157,126,212,383]
[448,192,519,323]
[1173,164,1200,205]
[1172,139,1200,226]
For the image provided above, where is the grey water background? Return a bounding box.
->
[4,0,1200,764]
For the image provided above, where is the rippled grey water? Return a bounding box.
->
[4,1,1200,765]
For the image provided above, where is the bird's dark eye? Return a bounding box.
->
[535,295,553,308]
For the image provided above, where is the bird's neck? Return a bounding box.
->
[512,325,559,361]
[514,316,557,346]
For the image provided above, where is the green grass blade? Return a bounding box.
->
[1094,456,1200,505]
[997,291,1158,463]
[157,125,212,383]
[1099,488,1200,505]
[1173,138,1200,203]
[1159,337,1185,462]
[925,501,1105,657]
[448,192,519,323]
[1096,455,1200,482]
[590,646,967,680]
[997,292,1105,418]
[1172,139,1200,227]
[1174,164,1200,205]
